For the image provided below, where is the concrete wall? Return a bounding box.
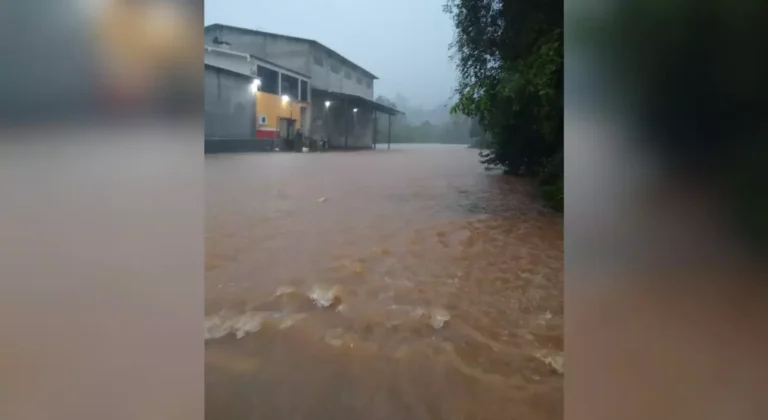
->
[205,66,273,153]
[205,67,255,139]
[205,27,311,77]
[309,44,374,99]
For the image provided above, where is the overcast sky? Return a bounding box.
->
[204,0,457,109]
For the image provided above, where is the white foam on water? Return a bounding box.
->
[534,350,564,374]
[273,285,299,297]
[386,305,451,329]
[308,284,342,308]
[277,313,307,330]
[205,311,266,340]
[429,308,451,329]
[204,311,308,340]
[324,328,346,347]
[384,277,413,287]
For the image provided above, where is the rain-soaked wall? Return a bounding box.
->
[205,66,270,153]
[205,66,254,140]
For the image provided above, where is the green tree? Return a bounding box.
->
[444,0,563,210]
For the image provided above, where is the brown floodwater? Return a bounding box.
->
[205,144,563,420]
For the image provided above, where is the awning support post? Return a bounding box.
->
[388,113,392,150]
[373,111,378,149]
[344,98,349,149]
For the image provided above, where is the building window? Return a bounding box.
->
[313,54,324,67]
[366,79,373,89]
[356,75,363,85]
[300,80,309,102]
[256,65,279,95]
[281,73,299,100]
[344,69,352,80]
[330,60,341,74]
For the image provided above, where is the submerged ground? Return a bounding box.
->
[205,144,563,419]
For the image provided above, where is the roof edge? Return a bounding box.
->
[204,63,252,80]
[205,23,379,80]
[204,45,311,79]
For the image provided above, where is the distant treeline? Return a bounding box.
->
[374,95,474,145]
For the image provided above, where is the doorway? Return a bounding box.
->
[279,117,296,139]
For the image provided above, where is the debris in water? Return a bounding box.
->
[316,197,327,203]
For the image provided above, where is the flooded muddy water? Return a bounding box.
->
[205,144,563,419]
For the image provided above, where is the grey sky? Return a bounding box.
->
[204,0,457,109]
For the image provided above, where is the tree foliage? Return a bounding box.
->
[445,0,563,210]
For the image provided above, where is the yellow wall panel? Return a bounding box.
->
[255,92,309,131]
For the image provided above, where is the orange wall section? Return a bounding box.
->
[255,91,309,131]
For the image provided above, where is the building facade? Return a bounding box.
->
[205,24,376,100]
[204,24,399,152]
[205,46,311,151]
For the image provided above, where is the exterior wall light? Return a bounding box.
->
[250,79,261,94]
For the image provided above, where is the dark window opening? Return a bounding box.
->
[211,36,231,46]
[256,65,279,95]
[366,79,373,88]
[344,69,352,80]
[281,74,299,100]
[330,61,341,74]
[356,75,363,85]
[313,55,324,67]
[300,80,309,102]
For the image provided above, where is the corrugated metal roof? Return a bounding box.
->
[205,23,379,80]
[205,46,311,79]
[313,88,402,116]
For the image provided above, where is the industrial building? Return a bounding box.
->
[204,23,400,153]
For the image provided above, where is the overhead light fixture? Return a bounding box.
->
[281,95,290,102]
[353,108,358,113]
[250,79,261,94]
[325,101,331,107]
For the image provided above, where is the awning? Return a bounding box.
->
[312,89,403,116]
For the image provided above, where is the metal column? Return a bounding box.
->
[387,113,392,150]
[373,111,378,149]
[343,98,349,149]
